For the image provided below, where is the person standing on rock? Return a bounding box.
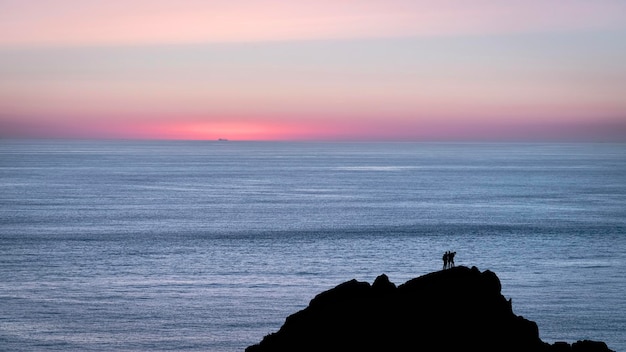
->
[442,251,449,270]
[448,251,456,268]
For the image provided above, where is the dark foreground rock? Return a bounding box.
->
[246,266,613,352]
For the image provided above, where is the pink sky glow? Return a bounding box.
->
[1,0,625,141]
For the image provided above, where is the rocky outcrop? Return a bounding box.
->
[246,266,613,352]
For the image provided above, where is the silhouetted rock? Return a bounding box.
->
[246,266,614,352]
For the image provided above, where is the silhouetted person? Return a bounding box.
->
[448,251,456,268]
[442,251,449,270]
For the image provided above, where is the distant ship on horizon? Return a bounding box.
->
[217,138,229,142]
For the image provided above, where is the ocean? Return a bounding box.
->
[1,140,624,351]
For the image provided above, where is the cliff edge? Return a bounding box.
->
[246,266,613,352]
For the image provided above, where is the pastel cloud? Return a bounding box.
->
[1,0,625,45]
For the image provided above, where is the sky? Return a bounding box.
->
[1,0,626,141]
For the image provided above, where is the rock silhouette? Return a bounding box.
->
[246,266,613,352]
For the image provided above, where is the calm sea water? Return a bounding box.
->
[0,140,625,352]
